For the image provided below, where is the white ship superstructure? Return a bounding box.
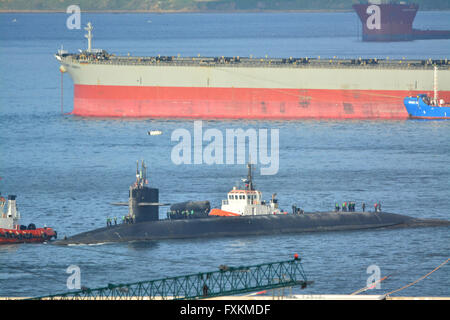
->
[210,163,282,217]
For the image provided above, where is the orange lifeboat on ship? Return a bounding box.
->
[209,209,241,217]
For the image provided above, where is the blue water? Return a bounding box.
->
[0,12,449,298]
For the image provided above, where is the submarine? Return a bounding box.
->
[56,161,449,245]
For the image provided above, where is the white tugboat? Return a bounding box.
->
[209,163,285,217]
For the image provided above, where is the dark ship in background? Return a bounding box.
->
[353,1,450,41]
[55,161,449,245]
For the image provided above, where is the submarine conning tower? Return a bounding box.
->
[128,160,159,223]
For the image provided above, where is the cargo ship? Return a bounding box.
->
[55,22,450,120]
[353,1,450,42]
[0,194,57,244]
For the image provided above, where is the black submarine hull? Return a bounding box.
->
[56,211,449,245]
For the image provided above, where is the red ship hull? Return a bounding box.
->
[72,84,450,119]
[0,227,57,244]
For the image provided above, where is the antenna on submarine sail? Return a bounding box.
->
[111,160,169,223]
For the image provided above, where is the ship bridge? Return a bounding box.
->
[222,187,263,211]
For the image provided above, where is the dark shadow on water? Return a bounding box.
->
[126,240,160,251]
[0,244,20,253]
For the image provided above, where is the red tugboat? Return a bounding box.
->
[0,194,57,244]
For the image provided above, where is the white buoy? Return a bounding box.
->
[147,130,163,136]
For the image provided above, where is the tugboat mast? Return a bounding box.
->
[434,65,439,105]
[246,162,254,191]
[0,193,5,217]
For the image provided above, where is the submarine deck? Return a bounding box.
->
[55,211,450,245]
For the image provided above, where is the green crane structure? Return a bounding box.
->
[30,255,310,300]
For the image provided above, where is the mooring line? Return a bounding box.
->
[385,258,449,296]
[350,257,449,296]
[350,274,393,295]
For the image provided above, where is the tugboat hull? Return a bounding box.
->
[0,227,57,244]
[404,95,450,119]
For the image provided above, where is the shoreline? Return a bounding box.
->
[1,9,449,14]
[1,9,352,13]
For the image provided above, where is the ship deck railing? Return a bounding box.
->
[59,54,449,70]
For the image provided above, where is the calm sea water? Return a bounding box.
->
[0,12,449,298]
